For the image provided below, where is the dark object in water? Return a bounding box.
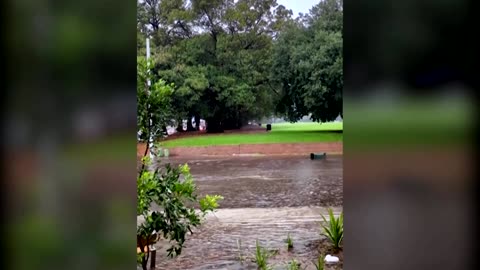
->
[266,124,271,131]
[310,153,326,160]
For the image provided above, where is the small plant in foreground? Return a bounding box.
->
[254,240,273,270]
[287,259,301,270]
[320,208,343,251]
[237,239,245,263]
[313,254,325,270]
[285,233,294,250]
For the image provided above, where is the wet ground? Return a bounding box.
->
[149,156,343,270]
[161,156,343,208]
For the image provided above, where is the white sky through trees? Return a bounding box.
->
[277,0,319,17]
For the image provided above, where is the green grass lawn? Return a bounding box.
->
[269,122,342,131]
[161,122,343,147]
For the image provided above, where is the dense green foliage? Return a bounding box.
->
[137,0,343,132]
[272,0,343,122]
[137,56,175,143]
[137,44,223,270]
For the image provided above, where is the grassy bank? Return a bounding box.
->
[161,122,343,147]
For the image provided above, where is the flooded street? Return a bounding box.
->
[152,156,343,269]
[164,155,343,208]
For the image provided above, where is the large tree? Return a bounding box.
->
[272,0,343,122]
[138,0,292,132]
[138,0,343,129]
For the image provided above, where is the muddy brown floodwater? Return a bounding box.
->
[162,155,343,208]
[149,155,343,270]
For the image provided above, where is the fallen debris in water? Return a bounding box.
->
[310,153,326,160]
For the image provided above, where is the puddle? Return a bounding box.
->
[163,156,343,208]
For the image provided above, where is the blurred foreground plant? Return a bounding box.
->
[137,57,223,270]
[137,156,223,269]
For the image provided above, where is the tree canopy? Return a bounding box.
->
[137,0,343,132]
[272,0,343,122]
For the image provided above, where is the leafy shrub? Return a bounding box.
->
[137,157,223,269]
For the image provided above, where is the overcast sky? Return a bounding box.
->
[277,0,319,17]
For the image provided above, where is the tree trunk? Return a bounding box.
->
[206,116,224,133]
[138,239,149,270]
[194,114,201,131]
[176,121,184,132]
[223,113,243,130]
[186,114,195,132]
[141,255,148,270]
